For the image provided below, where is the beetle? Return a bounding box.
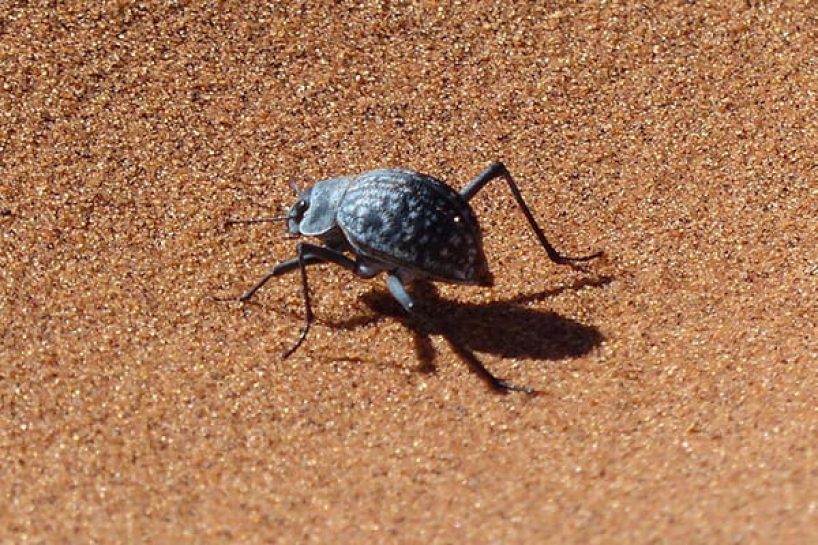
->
[228,161,602,392]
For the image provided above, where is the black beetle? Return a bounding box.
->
[228,161,602,392]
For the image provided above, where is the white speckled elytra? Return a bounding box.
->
[229,161,602,393]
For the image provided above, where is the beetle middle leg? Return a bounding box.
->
[460,162,603,267]
[386,273,535,394]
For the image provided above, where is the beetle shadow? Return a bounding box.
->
[329,275,611,383]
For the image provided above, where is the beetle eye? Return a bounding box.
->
[290,199,308,221]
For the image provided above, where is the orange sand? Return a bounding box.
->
[1,2,816,543]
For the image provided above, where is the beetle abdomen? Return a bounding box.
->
[336,169,492,285]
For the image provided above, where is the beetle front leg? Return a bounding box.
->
[239,254,332,302]
[275,242,360,358]
[385,273,535,394]
[244,241,355,296]
[228,243,356,358]
[460,161,603,266]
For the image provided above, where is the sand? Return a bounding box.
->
[1,1,816,543]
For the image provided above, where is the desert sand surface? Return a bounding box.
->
[1,2,817,543]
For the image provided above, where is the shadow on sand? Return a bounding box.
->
[329,275,611,393]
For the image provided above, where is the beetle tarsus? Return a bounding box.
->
[494,378,537,395]
[282,324,310,359]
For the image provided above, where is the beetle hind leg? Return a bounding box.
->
[460,161,603,267]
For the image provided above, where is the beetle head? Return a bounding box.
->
[286,188,311,234]
[288,176,352,237]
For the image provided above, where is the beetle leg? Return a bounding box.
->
[385,273,535,394]
[386,274,416,312]
[460,161,603,266]
[235,243,356,358]
[275,242,360,358]
[239,254,329,302]
[354,260,381,279]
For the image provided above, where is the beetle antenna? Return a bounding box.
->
[225,215,290,227]
[288,178,301,195]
